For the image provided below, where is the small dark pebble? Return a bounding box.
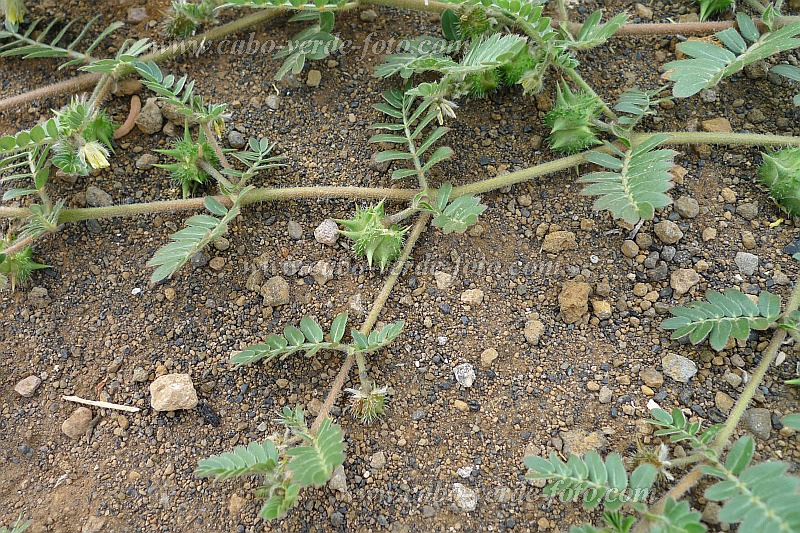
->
[679,388,694,404]
[708,408,726,423]
[198,402,221,426]
[784,240,800,255]
[86,219,103,234]
[190,252,209,268]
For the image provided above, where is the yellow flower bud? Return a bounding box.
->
[2,0,27,25]
[80,141,110,169]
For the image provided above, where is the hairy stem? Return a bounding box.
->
[366,0,451,12]
[88,74,115,111]
[452,152,587,197]
[386,206,418,225]
[0,73,101,113]
[201,123,230,169]
[1,232,41,256]
[710,328,786,455]
[0,186,418,223]
[667,453,706,468]
[555,0,570,29]
[310,213,430,434]
[3,130,796,225]
[636,131,800,147]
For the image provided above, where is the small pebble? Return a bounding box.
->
[287,221,303,240]
[14,376,42,397]
[453,363,476,388]
[265,94,281,110]
[360,9,378,21]
[228,130,246,149]
[452,483,478,512]
[307,70,322,87]
[62,407,93,439]
[209,257,226,271]
[314,219,339,246]
[135,153,158,170]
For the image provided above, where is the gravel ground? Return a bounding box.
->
[1,0,800,532]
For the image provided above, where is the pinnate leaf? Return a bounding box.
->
[195,440,279,481]
[580,134,676,224]
[663,289,780,350]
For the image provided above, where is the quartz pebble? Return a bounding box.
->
[453,363,476,388]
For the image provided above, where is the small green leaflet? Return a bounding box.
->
[567,11,628,50]
[194,440,280,481]
[663,289,781,351]
[432,193,487,234]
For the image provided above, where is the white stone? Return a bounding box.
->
[453,483,478,511]
[314,219,339,246]
[150,374,198,411]
[453,363,476,388]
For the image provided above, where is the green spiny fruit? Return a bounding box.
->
[163,0,219,38]
[0,240,50,292]
[544,81,602,154]
[456,5,491,40]
[500,49,536,86]
[337,201,407,272]
[154,123,219,198]
[759,147,800,216]
[465,69,500,99]
[164,12,197,38]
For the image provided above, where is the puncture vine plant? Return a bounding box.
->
[1,0,800,526]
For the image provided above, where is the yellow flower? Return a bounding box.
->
[80,141,110,169]
[212,118,224,138]
[2,0,27,25]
